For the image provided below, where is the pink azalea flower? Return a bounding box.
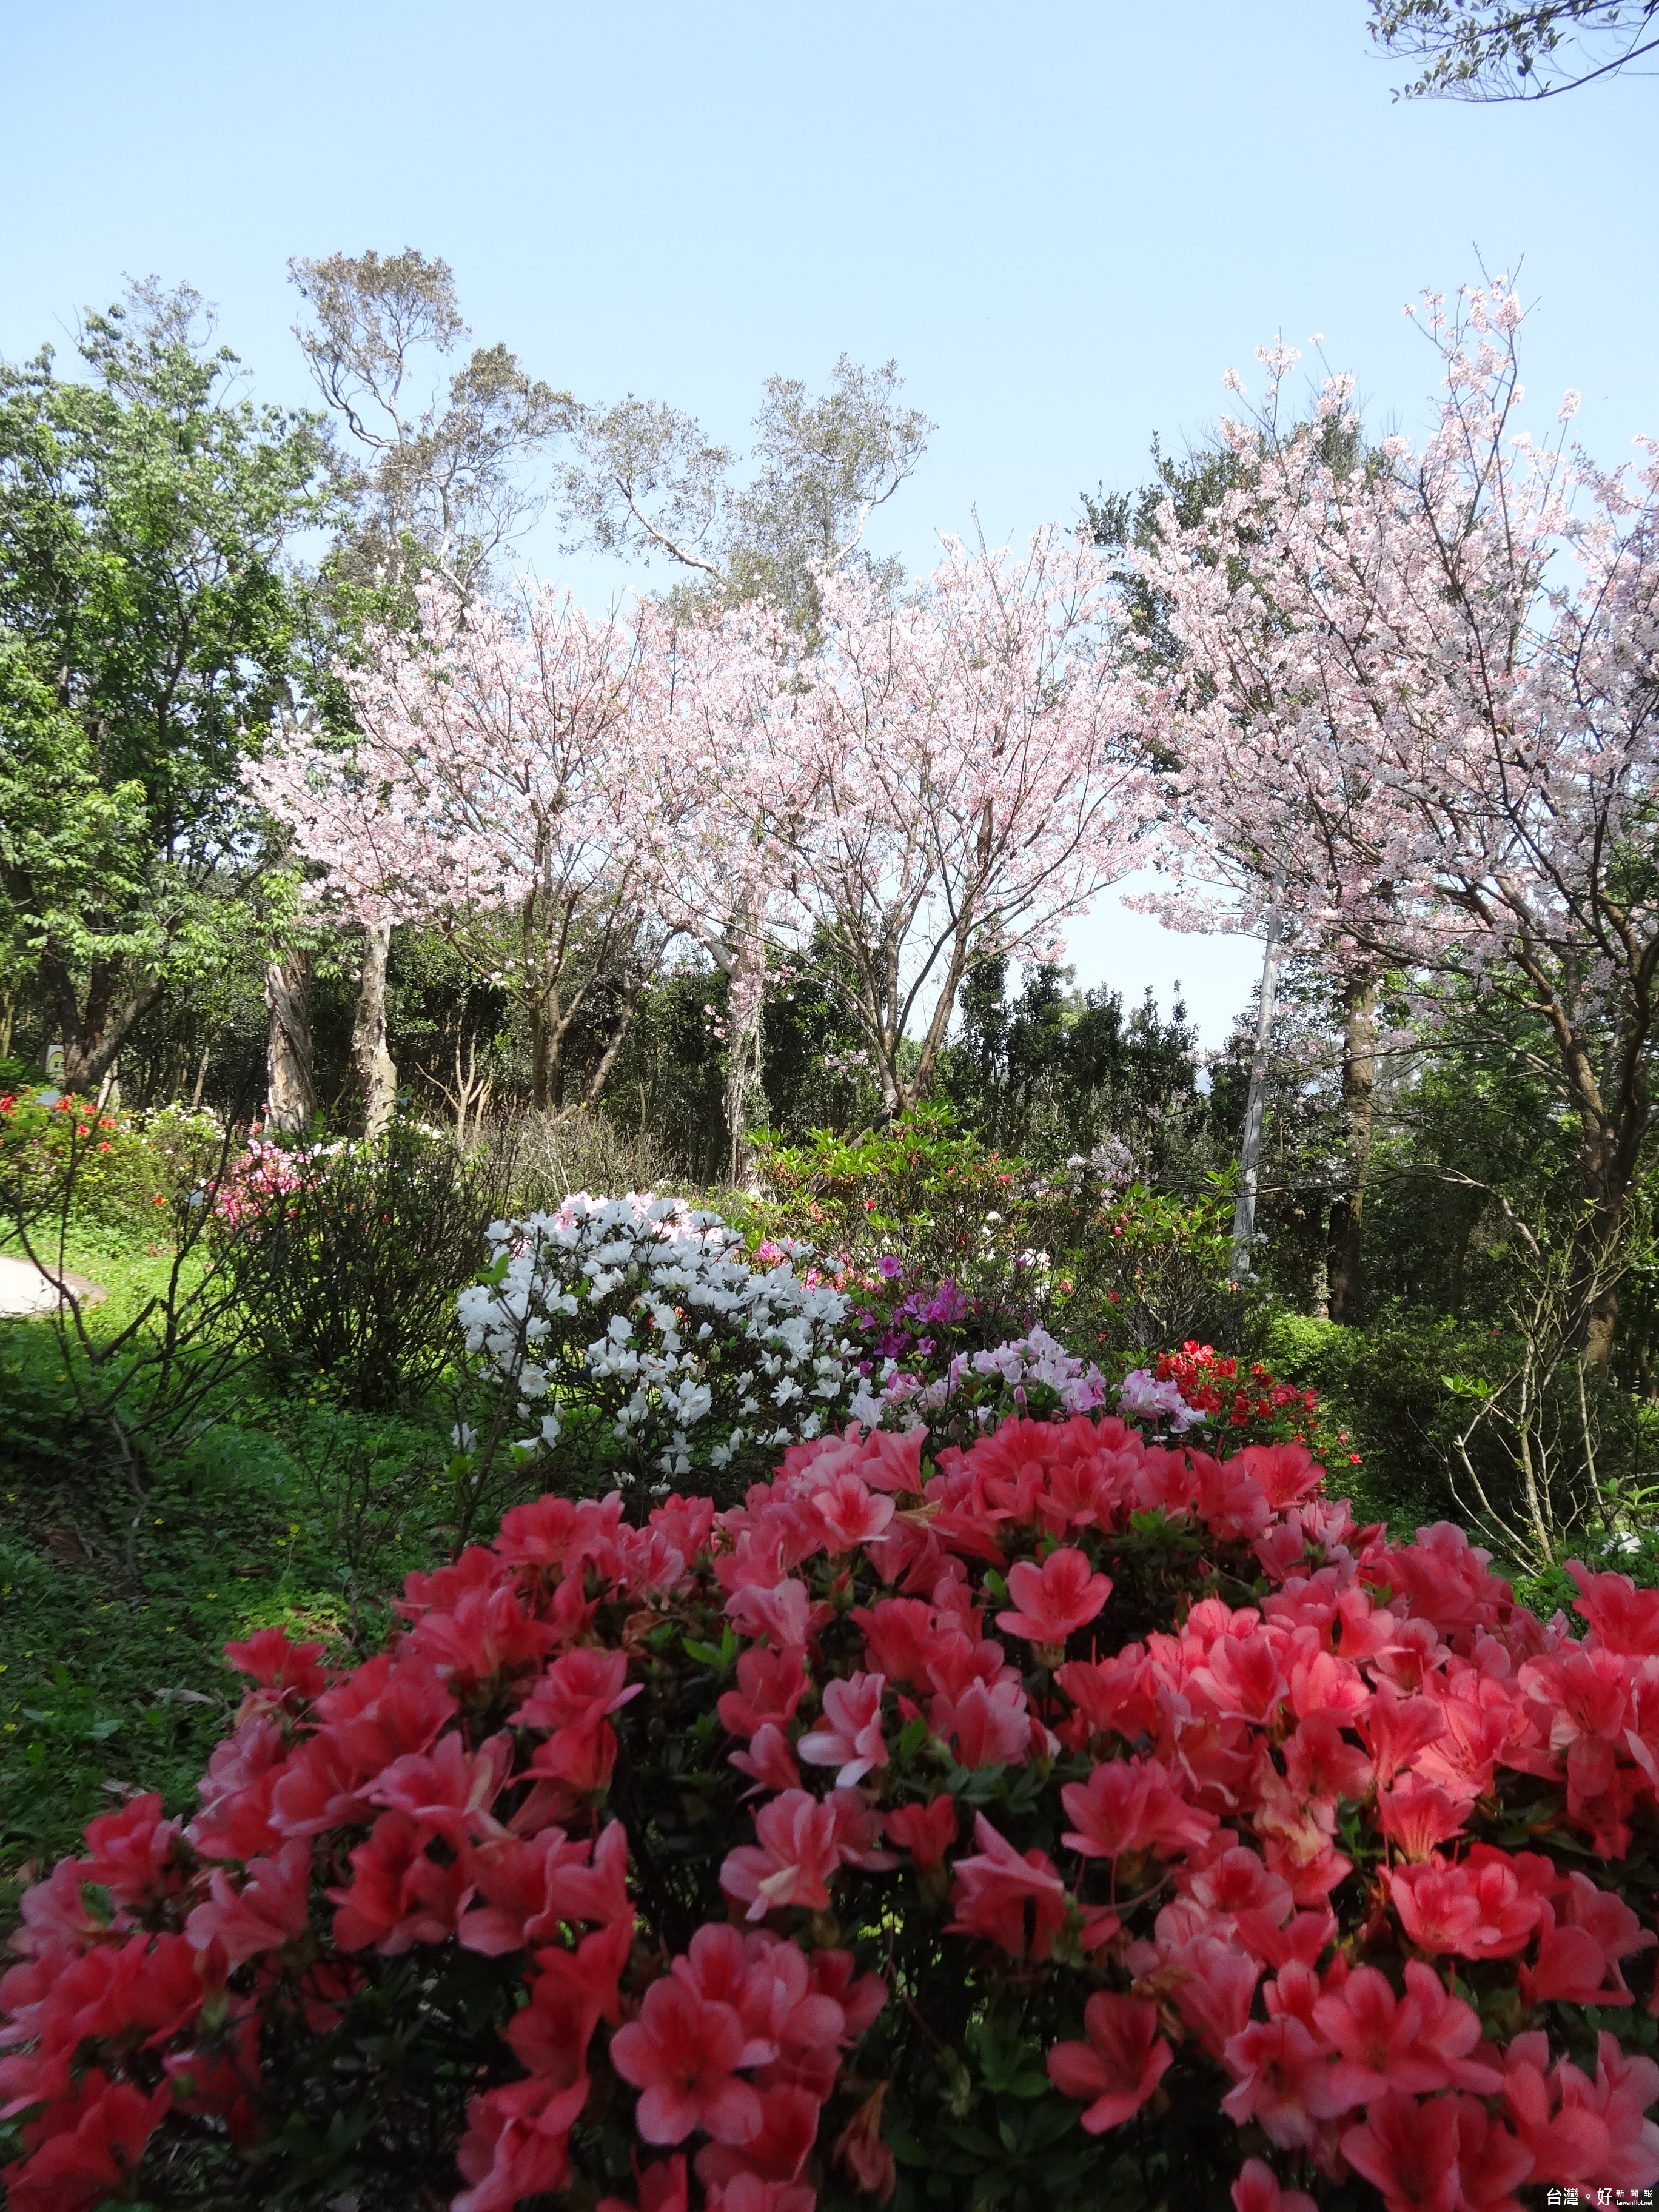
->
[812,1473,896,1553]
[947,1814,1068,1958]
[797,1672,888,1788]
[720,1791,843,1921]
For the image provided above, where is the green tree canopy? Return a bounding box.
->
[0,281,326,1086]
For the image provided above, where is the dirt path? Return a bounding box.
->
[0,1253,106,1316]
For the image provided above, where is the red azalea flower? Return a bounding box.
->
[996,1547,1112,1651]
[947,1814,1068,1958]
[609,1976,767,2146]
[720,1790,843,1920]
[1341,2090,1461,2212]
[1046,1992,1172,2133]
[883,1794,959,1872]
[1231,2159,1318,2212]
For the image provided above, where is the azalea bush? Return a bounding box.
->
[215,1117,518,1412]
[0,1089,221,1238]
[751,1107,1252,1366]
[458,1194,859,1495]
[6,1398,1659,2212]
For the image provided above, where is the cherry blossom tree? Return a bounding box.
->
[789,530,1153,1120]
[631,596,816,1176]
[1134,280,1659,1367]
[255,583,661,1116]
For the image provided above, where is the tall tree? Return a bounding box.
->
[561,354,931,628]
[562,353,932,1160]
[790,531,1153,1120]
[256,583,659,1115]
[0,281,324,1089]
[282,249,571,1131]
[1369,0,1659,98]
[1133,280,1659,1368]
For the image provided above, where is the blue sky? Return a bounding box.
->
[3,0,1653,1042]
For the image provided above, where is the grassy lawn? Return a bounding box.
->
[0,1224,462,1901]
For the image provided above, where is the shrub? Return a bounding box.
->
[752,1108,1255,1362]
[5,1412,1659,2211]
[215,1118,517,1412]
[460,1194,857,1496]
[0,1090,222,1239]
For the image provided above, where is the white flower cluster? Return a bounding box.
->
[456,1191,856,1484]
[850,1324,1108,1429]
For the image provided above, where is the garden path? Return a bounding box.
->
[0,1253,105,1315]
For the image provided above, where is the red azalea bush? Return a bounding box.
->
[4,1415,1659,2212]
[1154,1341,1356,1464]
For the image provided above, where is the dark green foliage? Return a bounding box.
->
[940,957,1228,1181]
[0,282,326,1086]
[214,1121,515,1411]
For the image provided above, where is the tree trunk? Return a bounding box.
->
[529,1000,554,1114]
[1574,1190,1627,1377]
[352,919,398,1139]
[1326,974,1379,1325]
[264,950,318,1134]
[1231,903,1287,1278]
[45,950,164,1094]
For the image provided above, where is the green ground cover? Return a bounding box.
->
[0,1227,460,1897]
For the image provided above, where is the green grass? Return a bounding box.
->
[0,1221,466,1899]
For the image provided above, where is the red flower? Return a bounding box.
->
[1388,1852,1543,1960]
[883,1794,959,1873]
[609,1976,766,2146]
[1188,1632,1291,1726]
[1447,2095,1533,2212]
[453,2074,585,2212]
[1061,1754,1215,1862]
[996,1547,1112,1651]
[1046,1992,1172,2133]
[729,1723,802,1797]
[186,1838,312,1966]
[367,1729,514,1845]
[1376,1774,1469,1861]
[833,2082,896,2202]
[929,1678,1030,1769]
[720,1790,843,1921]
[1341,2090,1461,2212]
[1308,1961,1500,2113]
[598,2156,690,2212]
[6,2071,172,2212]
[1231,2159,1318,2212]
[1221,2013,1330,2151]
[813,1472,895,1552]
[81,1792,184,1910]
[519,1646,642,1733]
[408,1578,558,1695]
[719,1647,808,1739]
[852,1597,938,1687]
[458,1818,631,1955]
[224,1625,327,1705]
[327,1811,468,1954]
[947,1814,1068,1959]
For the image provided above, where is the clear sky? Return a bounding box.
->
[2,0,1653,1044]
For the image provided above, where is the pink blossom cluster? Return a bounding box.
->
[209,1134,309,1230]
[253,533,1153,1130]
[4,1413,1659,2210]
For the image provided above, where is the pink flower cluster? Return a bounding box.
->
[4,1412,1658,2211]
